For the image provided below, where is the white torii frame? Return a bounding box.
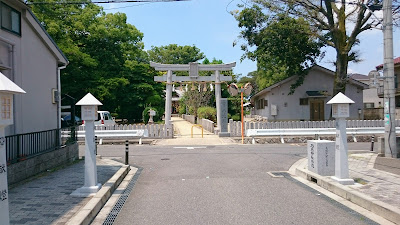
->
[151,62,235,131]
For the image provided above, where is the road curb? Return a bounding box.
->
[66,165,130,225]
[293,159,400,224]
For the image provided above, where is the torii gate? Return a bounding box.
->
[151,62,235,131]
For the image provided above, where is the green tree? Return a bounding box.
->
[149,44,209,116]
[234,9,322,93]
[30,0,163,122]
[235,0,400,95]
[148,44,205,64]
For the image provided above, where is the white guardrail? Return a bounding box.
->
[63,129,149,144]
[245,127,400,144]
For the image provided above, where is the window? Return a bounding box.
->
[364,103,375,109]
[300,98,308,105]
[1,2,21,35]
[264,99,268,107]
[256,98,265,109]
[1,95,11,119]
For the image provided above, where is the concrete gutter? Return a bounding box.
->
[66,165,130,225]
[294,158,400,225]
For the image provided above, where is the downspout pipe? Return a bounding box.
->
[57,65,66,145]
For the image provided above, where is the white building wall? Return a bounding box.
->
[254,68,364,121]
[0,1,59,135]
[356,78,384,108]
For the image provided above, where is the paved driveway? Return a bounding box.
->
[94,144,377,225]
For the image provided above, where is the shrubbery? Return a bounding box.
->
[142,107,161,124]
[197,107,217,122]
[231,114,241,121]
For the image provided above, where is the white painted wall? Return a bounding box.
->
[254,67,364,121]
[0,1,65,135]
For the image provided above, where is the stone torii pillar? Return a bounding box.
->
[165,70,173,126]
[215,70,222,131]
[151,62,235,131]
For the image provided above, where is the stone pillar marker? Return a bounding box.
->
[327,92,355,185]
[219,98,230,137]
[0,72,25,225]
[72,93,103,197]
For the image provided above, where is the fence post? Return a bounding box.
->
[125,140,129,165]
[370,135,375,151]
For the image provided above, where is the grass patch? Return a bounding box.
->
[354,177,368,185]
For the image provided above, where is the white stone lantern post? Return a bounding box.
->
[72,93,102,196]
[0,72,25,225]
[327,92,355,185]
[148,109,156,124]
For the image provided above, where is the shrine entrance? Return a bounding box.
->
[151,62,235,133]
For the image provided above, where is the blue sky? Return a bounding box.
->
[102,0,399,77]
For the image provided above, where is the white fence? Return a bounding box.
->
[78,124,174,139]
[229,119,400,137]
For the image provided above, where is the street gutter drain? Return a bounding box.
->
[267,171,288,178]
[103,167,143,225]
[161,158,170,161]
[310,177,318,183]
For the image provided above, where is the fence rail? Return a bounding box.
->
[77,124,174,139]
[246,127,400,144]
[229,119,400,137]
[6,127,77,164]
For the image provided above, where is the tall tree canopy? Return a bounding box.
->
[30,0,163,121]
[235,0,400,95]
[148,44,205,64]
[235,10,322,93]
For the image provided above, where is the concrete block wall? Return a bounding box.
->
[7,143,79,185]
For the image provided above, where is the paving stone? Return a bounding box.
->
[348,153,400,210]
[9,158,122,225]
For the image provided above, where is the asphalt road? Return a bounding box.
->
[84,143,376,225]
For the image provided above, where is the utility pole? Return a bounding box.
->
[383,0,398,158]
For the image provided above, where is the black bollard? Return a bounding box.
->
[370,135,375,152]
[125,140,129,165]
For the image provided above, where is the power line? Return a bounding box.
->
[25,0,189,5]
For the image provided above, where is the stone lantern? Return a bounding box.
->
[148,109,156,124]
[0,72,25,225]
[327,92,355,185]
[72,93,102,196]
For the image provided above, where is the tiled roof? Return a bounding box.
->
[348,73,368,80]
[376,57,400,69]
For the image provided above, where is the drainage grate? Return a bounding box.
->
[270,172,288,177]
[103,167,143,225]
[268,171,289,178]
